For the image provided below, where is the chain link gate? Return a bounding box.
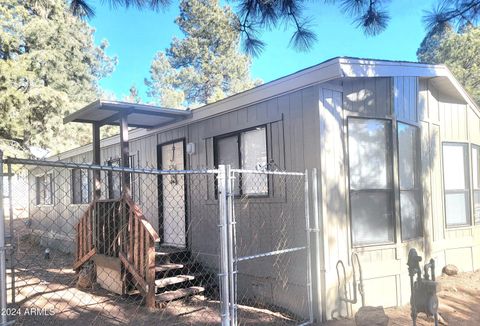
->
[0,150,312,326]
[218,166,314,326]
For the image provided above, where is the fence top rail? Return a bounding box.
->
[230,168,305,176]
[3,157,219,175]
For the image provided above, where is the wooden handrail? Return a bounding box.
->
[122,194,160,242]
[119,193,160,308]
[73,192,160,308]
[73,201,96,271]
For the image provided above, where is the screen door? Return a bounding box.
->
[159,140,186,247]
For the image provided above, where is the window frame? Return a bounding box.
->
[471,144,480,225]
[35,172,54,206]
[442,142,471,228]
[346,117,396,247]
[213,125,269,197]
[71,168,91,205]
[397,122,423,241]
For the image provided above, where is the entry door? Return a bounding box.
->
[160,141,186,247]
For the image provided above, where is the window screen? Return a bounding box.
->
[398,123,422,240]
[216,135,240,195]
[35,174,53,205]
[241,128,268,195]
[72,169,91,204]
[215,126,267,195]
[472,145,480,224]
[442,143,470,227]
[216,136,239,168]
[349,119,390,190]
[348,118,394,245]
[35,176,43,206]
[45,174,53,205]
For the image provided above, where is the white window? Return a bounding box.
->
[215,126,268,195]
[72,169,91,204]
[472,145,480,224]
[398,123,422,240]
[35,173,53,205]
[442,143,470,227]
[348,118,394,245]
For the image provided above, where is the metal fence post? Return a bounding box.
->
[225,165,236,326]
[312,168,324,322]
[7,162,14,304]
[304,170,314,325]
[217,165,231,326]
[0,150,8,325]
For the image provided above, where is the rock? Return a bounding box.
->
[355,306,389,326]
[77,263,95,289]
[426,313,449,325]
[442,264,458,276]
[438,312,448,325]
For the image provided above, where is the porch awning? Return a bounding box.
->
[63,100,192,129]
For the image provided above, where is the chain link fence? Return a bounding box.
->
[229,170,312,325]
[0,154,311,325]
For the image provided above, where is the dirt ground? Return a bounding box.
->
[321,269,480,326]
[4,232,300,326]
[4,224,479,325]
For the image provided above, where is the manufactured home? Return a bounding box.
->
[23,57,480,321]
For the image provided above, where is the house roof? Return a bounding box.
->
[54,56,479,160]
[63,100,192,129]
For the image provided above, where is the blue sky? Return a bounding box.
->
[90,0,437,101]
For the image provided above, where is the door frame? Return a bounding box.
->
[157,138,189,248]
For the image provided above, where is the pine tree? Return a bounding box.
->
[145,0,260,109]
[125,84,142,103]
[417,24,480,104]
[0,0,117,157]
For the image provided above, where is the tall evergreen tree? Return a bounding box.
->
[125,84,142,103]
[145,0,260,109]
[417,24,480,104]
[68,0,480,55]
[0,0,117,157]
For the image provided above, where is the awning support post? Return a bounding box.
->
[92,122,101,199]
[120,113,130,195]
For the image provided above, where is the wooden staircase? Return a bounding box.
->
[73,194,206,308]
[153,246,205,307]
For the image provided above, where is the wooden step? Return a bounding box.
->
[155,263,184,273]
[155,286,205,304]
[155,275,195,288]
[155,246,187,256]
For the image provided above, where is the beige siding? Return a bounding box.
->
[28,73,480,321]
[418,79,480,275]
[319,86,349,317]
[468,106,480,144]
[29,84,322,320]
[343,77,392,116]
[439,101,468,141]
[394,76,418,124]
[324,76,479,316]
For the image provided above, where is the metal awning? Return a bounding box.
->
[64,100,192,129]
[63,100,193,197]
